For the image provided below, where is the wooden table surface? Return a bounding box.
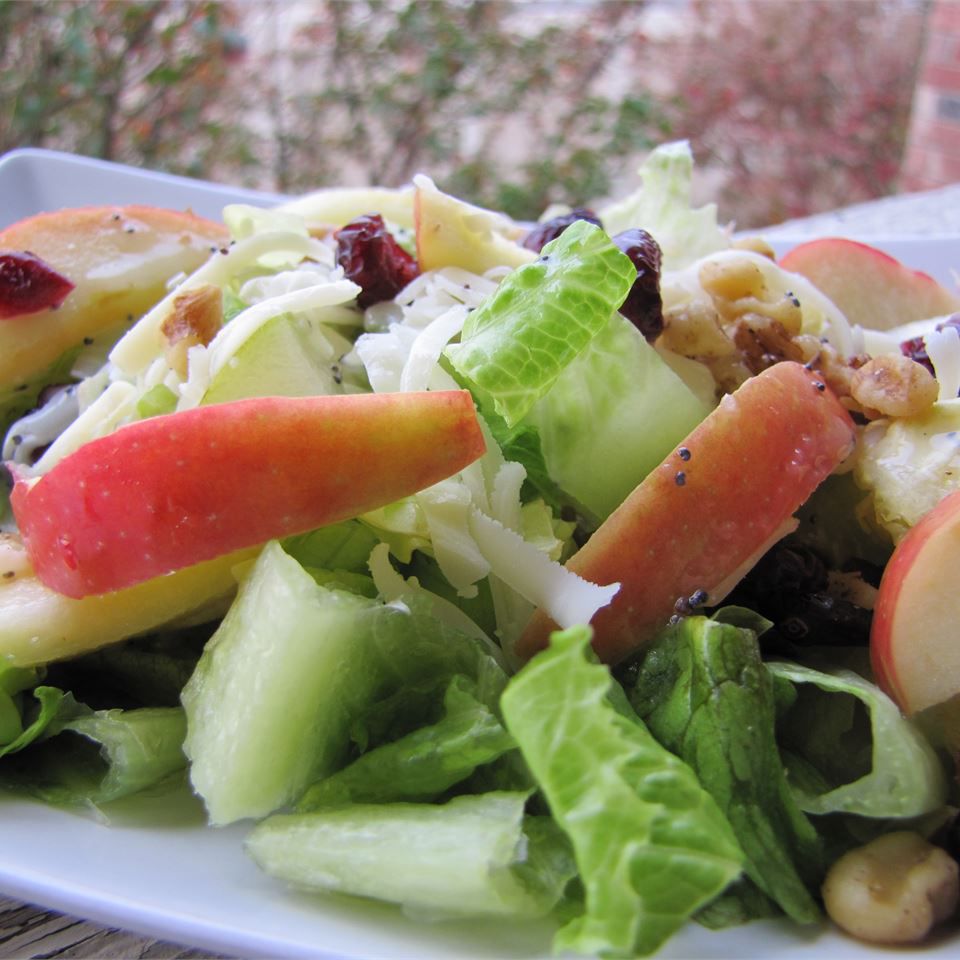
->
[0,896,221,959]
[2,183,959,959]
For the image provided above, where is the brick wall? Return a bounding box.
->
[901,0,960,190]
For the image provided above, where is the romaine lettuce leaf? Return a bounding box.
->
[247,792,576,920]
[0,705,187,805]
[445,220,635,427]
[501,626,743,957]
[627,615,823,925]
[598,141,730,270]
[281,520,380,572]
[769,660,948,818]
[296,676,515,808]
[0,661,70,757]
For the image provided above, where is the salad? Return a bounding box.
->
[0,141,958,958]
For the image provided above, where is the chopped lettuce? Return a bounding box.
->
[296,676,515,808]
[0,662,70,757]
[0,704,187,805]
[501,626,743,957]
[484,416,575,517]
[769,660,948,818]
[247,792,576,920]
[445,220,636,427]
[44,629,208,710]
[598,141,730,270]
[626,614,823,925]
[281,520,380,573]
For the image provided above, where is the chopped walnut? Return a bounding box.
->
[699,257,768,303]
[161,284,223,377]
[730,312,806,375]
[695,354,752,394]
[850,355,939,419]
[660,252,934,417]
[660,298,737,358]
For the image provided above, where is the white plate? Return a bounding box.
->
[0,149,957,959]
[0,148,286,230]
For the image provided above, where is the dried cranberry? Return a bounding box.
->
[522,208,603,253]
[900,312,960,375]
[0,251,75,320]
[611,229,663,341]
[335,214,419,309]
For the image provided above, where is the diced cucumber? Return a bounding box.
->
[527,313,712,520]
[182,542,384,824]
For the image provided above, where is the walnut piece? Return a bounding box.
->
[161,283,223,377]
[850,355,939,419]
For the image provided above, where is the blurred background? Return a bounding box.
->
[0,0,955,229]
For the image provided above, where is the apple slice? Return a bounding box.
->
[11,390,485,598]
[871,488,960,717]
[779,238,960,331]
[0,205,227,397]
[0,532,258,666]
[413,175,536,274]
[517,361,856,664]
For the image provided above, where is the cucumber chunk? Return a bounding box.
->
[182,542,382,823]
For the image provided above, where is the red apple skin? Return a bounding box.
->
[0,205,227,393]
[871,488,960,716]
[779,238,960,331]
[11,390,485,598]
[517,361,857,664]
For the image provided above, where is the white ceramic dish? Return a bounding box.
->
[0,148,286,230]
[0,149,957,959]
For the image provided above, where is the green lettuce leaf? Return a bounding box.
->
[0,706,187,805]
[0,660,71,758]
[484,415,579,518]
[501,626,743,957]
[445,220,635,427]
[598,140,730,270]
[296,676,515,808]
[769,660,948,818]
[627,615,823,926]
[281,520,380,572]
[247,792,576,920]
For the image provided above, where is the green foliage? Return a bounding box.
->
[0,0,929,225]
[0,0,259,182]
[277,0,667,218]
